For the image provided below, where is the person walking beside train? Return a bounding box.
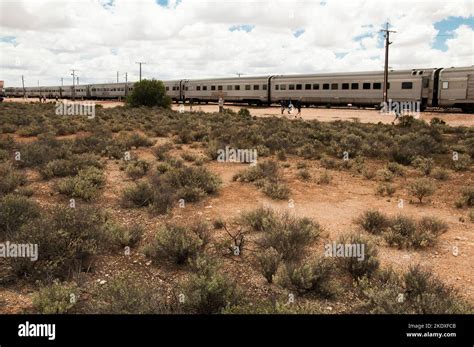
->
[280,99,286,115]
[296,99,302,118]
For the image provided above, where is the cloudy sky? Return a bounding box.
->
[0,0,473,87]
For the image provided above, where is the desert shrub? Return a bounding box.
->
[317,171,332,185]
[0,194,41,239]
[276,257,336,298]
[386,162,406,176]
[163,166,221,202]
[376,183,395,197]
[257,247,281,283]
[57,167,105,201]
[383,215,417,248]
[320,156,338,169]
[0,163,27,196]
[469,209,474,222]
[88,272,168,314]
[261,180,290,200]
[336,233,379,279]
[357,210,389,235]
[430,117,446,126]
[126,79,171,108]
[276,149,287,161]
[297,168,311,181]
[213,217,225,229]
[153,143,173,160]
[260,213,320,260]
[376,169,394,182]
[181,152,197,162]
[362,167,376,180]
[40,154,102,179]
[431,167,450,180]
[412,156,434,176]
[121,181,155,208]
[383,215,447,249]
[356,266,470,314]
[456,185,474,207]
[224,299,323,314]
[7,206,107,281]
[240,207,277,232]
[32,281,79,314]
[181,257,241,314]
[144,223,209,265]
[452,153,471,171]
[124,159,150,179]
[297,143,321,160]
[234,160,279,183]
[408,178,436,203]
[122,132,154,148]
[104,222,144,250]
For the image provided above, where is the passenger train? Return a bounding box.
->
[4,66,474,112]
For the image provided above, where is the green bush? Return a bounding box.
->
[7,206,107,281]
[152,143,173,160]
[376,183,396,197]
[240,207,277,232]
[408,178,436,203]
[276,257,336,298]
[0,194,40,239]
[104,222,144,250]
[336,233,379,279]
[88,272,168,314]
[0,163,27,196]
[145,223,209,265]
[357,210,390,235]
[57,167,105,201]
[32,281,79,314]
[181,257,241,314]
[124,159,150,179]
[456,185,474,207]
[412,156,434,176]
[257,247,281,283]
[121,181,155,208]
[260,213,320,261]
[358,266,470,314]
[126,79,172,108]
[297,168,311,181]
[317,171,332,185]
[452,153,471,171]
[261,180,290,200]
[431,167,450,180]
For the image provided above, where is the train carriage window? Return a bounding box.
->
[275,85,279,90]
[331,83,338,90]
[280,85,286,90]
[253,85,259,90]
[296,84,302,90]
[185,87,188,91]
[363,83,371,90]
[342,83,349,90]
[211,86,216,91]
[289,84,295,90]
[373,82,382,89]
[218,85,223,91]
[196,86,201,91]
[227,85,232,91]
[313,84,319,90]
[305,84,311,90]
[323,83,330,90]
[401,82,413,89]
[203,86,207,91]
[262,84,267,90]
[442,81,449,89]
[245,85,251,90]
[235,85,240,90]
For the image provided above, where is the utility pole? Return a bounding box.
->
[21,75,25,98]
[124,72,128,96]
[236,73,244,77]
[117,71,119,83]
[136,62,146,81]
[76,76,79,85]
[380,22,396,104]
[61,77,63,86]
[71,69,78,101]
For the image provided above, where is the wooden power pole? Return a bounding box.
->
[380,22,396,104]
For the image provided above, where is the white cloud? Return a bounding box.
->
[0,0,472,87]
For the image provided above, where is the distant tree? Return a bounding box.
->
[126,79,171,108]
